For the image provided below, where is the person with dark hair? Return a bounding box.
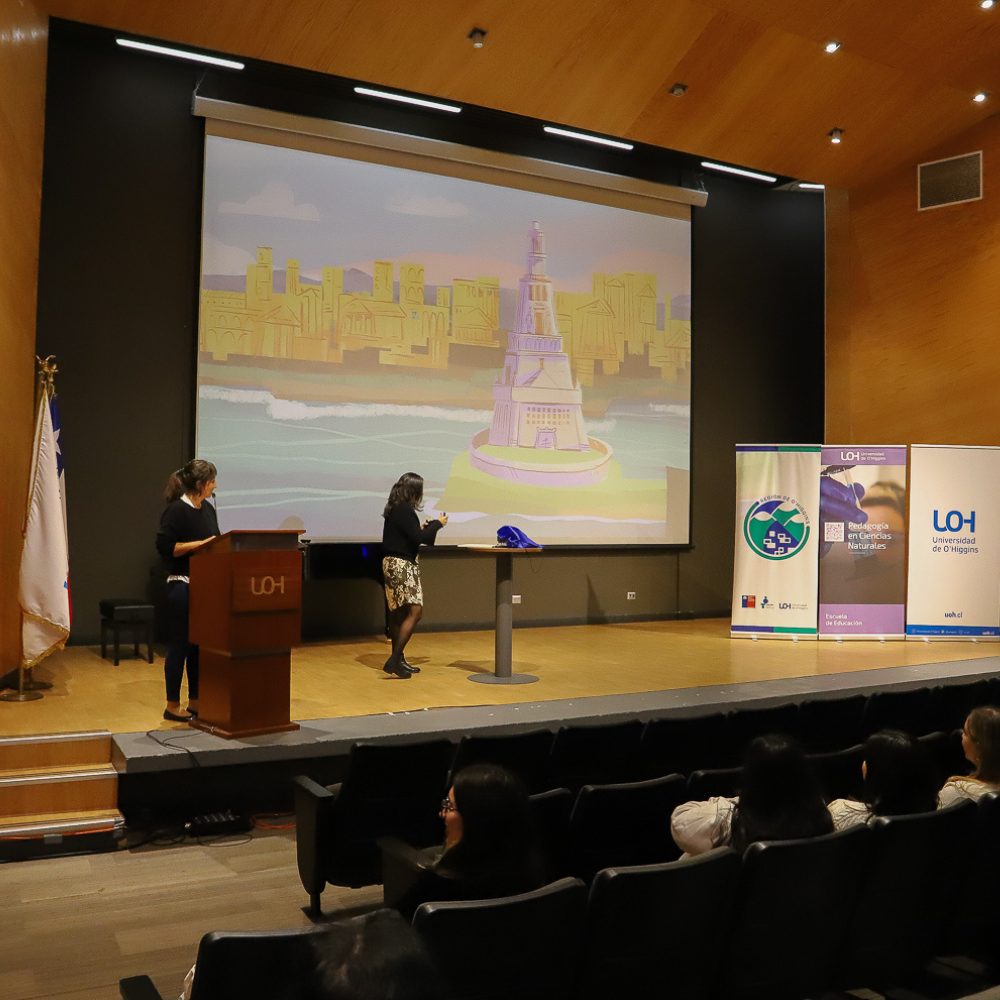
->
[671,734,833,856]
[381,473,446,679]
[309,909,444,1000]
[433,763,546,898]
[155,459,219,722]
[827,729,939,829]
[939,705,1000,806]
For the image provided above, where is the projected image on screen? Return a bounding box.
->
[197,135,691,544]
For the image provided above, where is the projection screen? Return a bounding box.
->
[195,109,694,545]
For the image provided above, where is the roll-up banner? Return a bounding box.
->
[818,446,908,639]
[906,445,1000,640]
[732,445,821,639]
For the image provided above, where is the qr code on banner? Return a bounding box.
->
[824,522,845,543]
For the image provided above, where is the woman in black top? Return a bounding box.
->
[155,459,219,721]
[381,472,447,678]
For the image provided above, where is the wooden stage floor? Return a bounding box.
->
[3,619,999,739]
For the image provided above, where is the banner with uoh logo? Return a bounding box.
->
[818,446,907,639]
[906,445,1000,640]
[732,445,821,639]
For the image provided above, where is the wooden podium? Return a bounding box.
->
[188,530,302,738]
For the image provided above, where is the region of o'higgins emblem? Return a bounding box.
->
[743,496,811,560]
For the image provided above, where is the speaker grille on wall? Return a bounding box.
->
[918,151,982,210]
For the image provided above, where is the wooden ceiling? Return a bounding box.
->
[41,0,1000,188]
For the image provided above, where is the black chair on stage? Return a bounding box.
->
[685,765,742,801]
[862,686,932,738]
[808,743,864,801]
[836,799,978,991]
[413,877,587,1000]
[547,719,644,791]
[120,926,321,1000]
[567,774,686,881]
[293,738,453,914]
[640,712,729,775]
[100,597,155,665]
[797,693,867,752]
[450,729,554,793]
[577,848,740,1000]
[726,702,799,759]
[721,825,872,1000]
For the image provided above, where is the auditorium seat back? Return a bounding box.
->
[797,694,866,752]
[450,729,554,793]
[413,877,587,1000]
[947,791,1000,961]
[578,848,740,1000]
[547,719,644,791]
[528,786,573,879]
[640,712,729,775]
[685,765,742,801]
[862,687,932,739]
[726,702,799,760]
[808,743,864,802]
[722,824,871,1000]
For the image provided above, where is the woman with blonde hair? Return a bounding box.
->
[939,705,1000,806]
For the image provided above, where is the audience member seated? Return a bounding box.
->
[670,734,832,856]
[827,729,939,829]
[382,763,548,917]
[939,705,1000,806]
[310,909,444,1000]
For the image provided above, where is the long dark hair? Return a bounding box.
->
[728,734,833,853]
[861,729,938,816]
[383,473,424,518]
[438,764,545,892]
[164,459,217,503]
[963,706,1000,784]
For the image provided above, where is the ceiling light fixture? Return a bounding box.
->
[828,127,844,144]
[468,27,487,48]
[669,82,689,96]
[824,40,842,53]
[973,91,990,103]
[115,37,245,69]
[799,182,826,190]
[979,0,994,10]
[353,86,462,113]
[542,126,634,150]
[699,160,777,183]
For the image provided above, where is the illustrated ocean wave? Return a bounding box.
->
[200,385,493,424]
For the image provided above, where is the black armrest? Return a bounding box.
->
[293,776,340,914]
[378,836,451,921]
[119,975,165,1000]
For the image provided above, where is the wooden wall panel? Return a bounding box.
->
[826,115,1000,444]
[0,0,47,673]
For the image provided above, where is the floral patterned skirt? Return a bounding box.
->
[383,556,423,611]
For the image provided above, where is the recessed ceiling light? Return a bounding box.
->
[979,0,994,10]
[669,82,689,96]
[353,86,462,113]
[799,183,826,190]
[542,126,634,150]
[115,38,244,69]
[828,127,844,144]
[824,40,842,54]
[699,161,777,183]
[468,27,487,49]
[973,91,990,103]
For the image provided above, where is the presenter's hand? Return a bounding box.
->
[438,513,449,526]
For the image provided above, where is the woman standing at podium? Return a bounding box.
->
[381,472,447,678]
[155,459,219,722]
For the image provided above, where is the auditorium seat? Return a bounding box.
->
[807,743,864,801]
[413,877,587,1000]
[640,712,729,775]
[862,686,932,738]
[685,765,742,801]
[917,730,968,788]
[567,774,686,881]
[796,693,867,752]
[577,848,740,1000]
[293,738,453,914]
[930,680,990,733]
[547,719,643,791]
[720,825,871,1000]
[450,729,554,793]
[725,702,799,760]
[837,799,978,990]
[119,926,321,1000]
[528,786,573,879]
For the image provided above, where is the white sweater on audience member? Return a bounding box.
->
[670,797,737,857]
[938,776,999,807]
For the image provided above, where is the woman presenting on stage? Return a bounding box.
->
[381,472,447,679]
[155,459,219,722]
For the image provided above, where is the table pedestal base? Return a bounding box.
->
[469,671,539,685]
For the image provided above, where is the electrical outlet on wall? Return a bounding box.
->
[512,594,522,604]
[627,591,636,600]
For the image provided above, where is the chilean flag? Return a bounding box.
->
[19,392,71,668]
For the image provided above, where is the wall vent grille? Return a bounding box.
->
[918,151,982,211]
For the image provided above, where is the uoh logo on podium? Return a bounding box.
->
[743,496,811,560]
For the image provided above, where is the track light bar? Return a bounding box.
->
[542,126,634,150]
[799,183,826,190]
[699,161,777,183]
[353,86,462,113]
[115,38,245,70]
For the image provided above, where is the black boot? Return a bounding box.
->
[401,656,421,674]
[383,654,411,679]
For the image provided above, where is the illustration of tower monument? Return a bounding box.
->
[469,222,612,486]
[489,222,589,451]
